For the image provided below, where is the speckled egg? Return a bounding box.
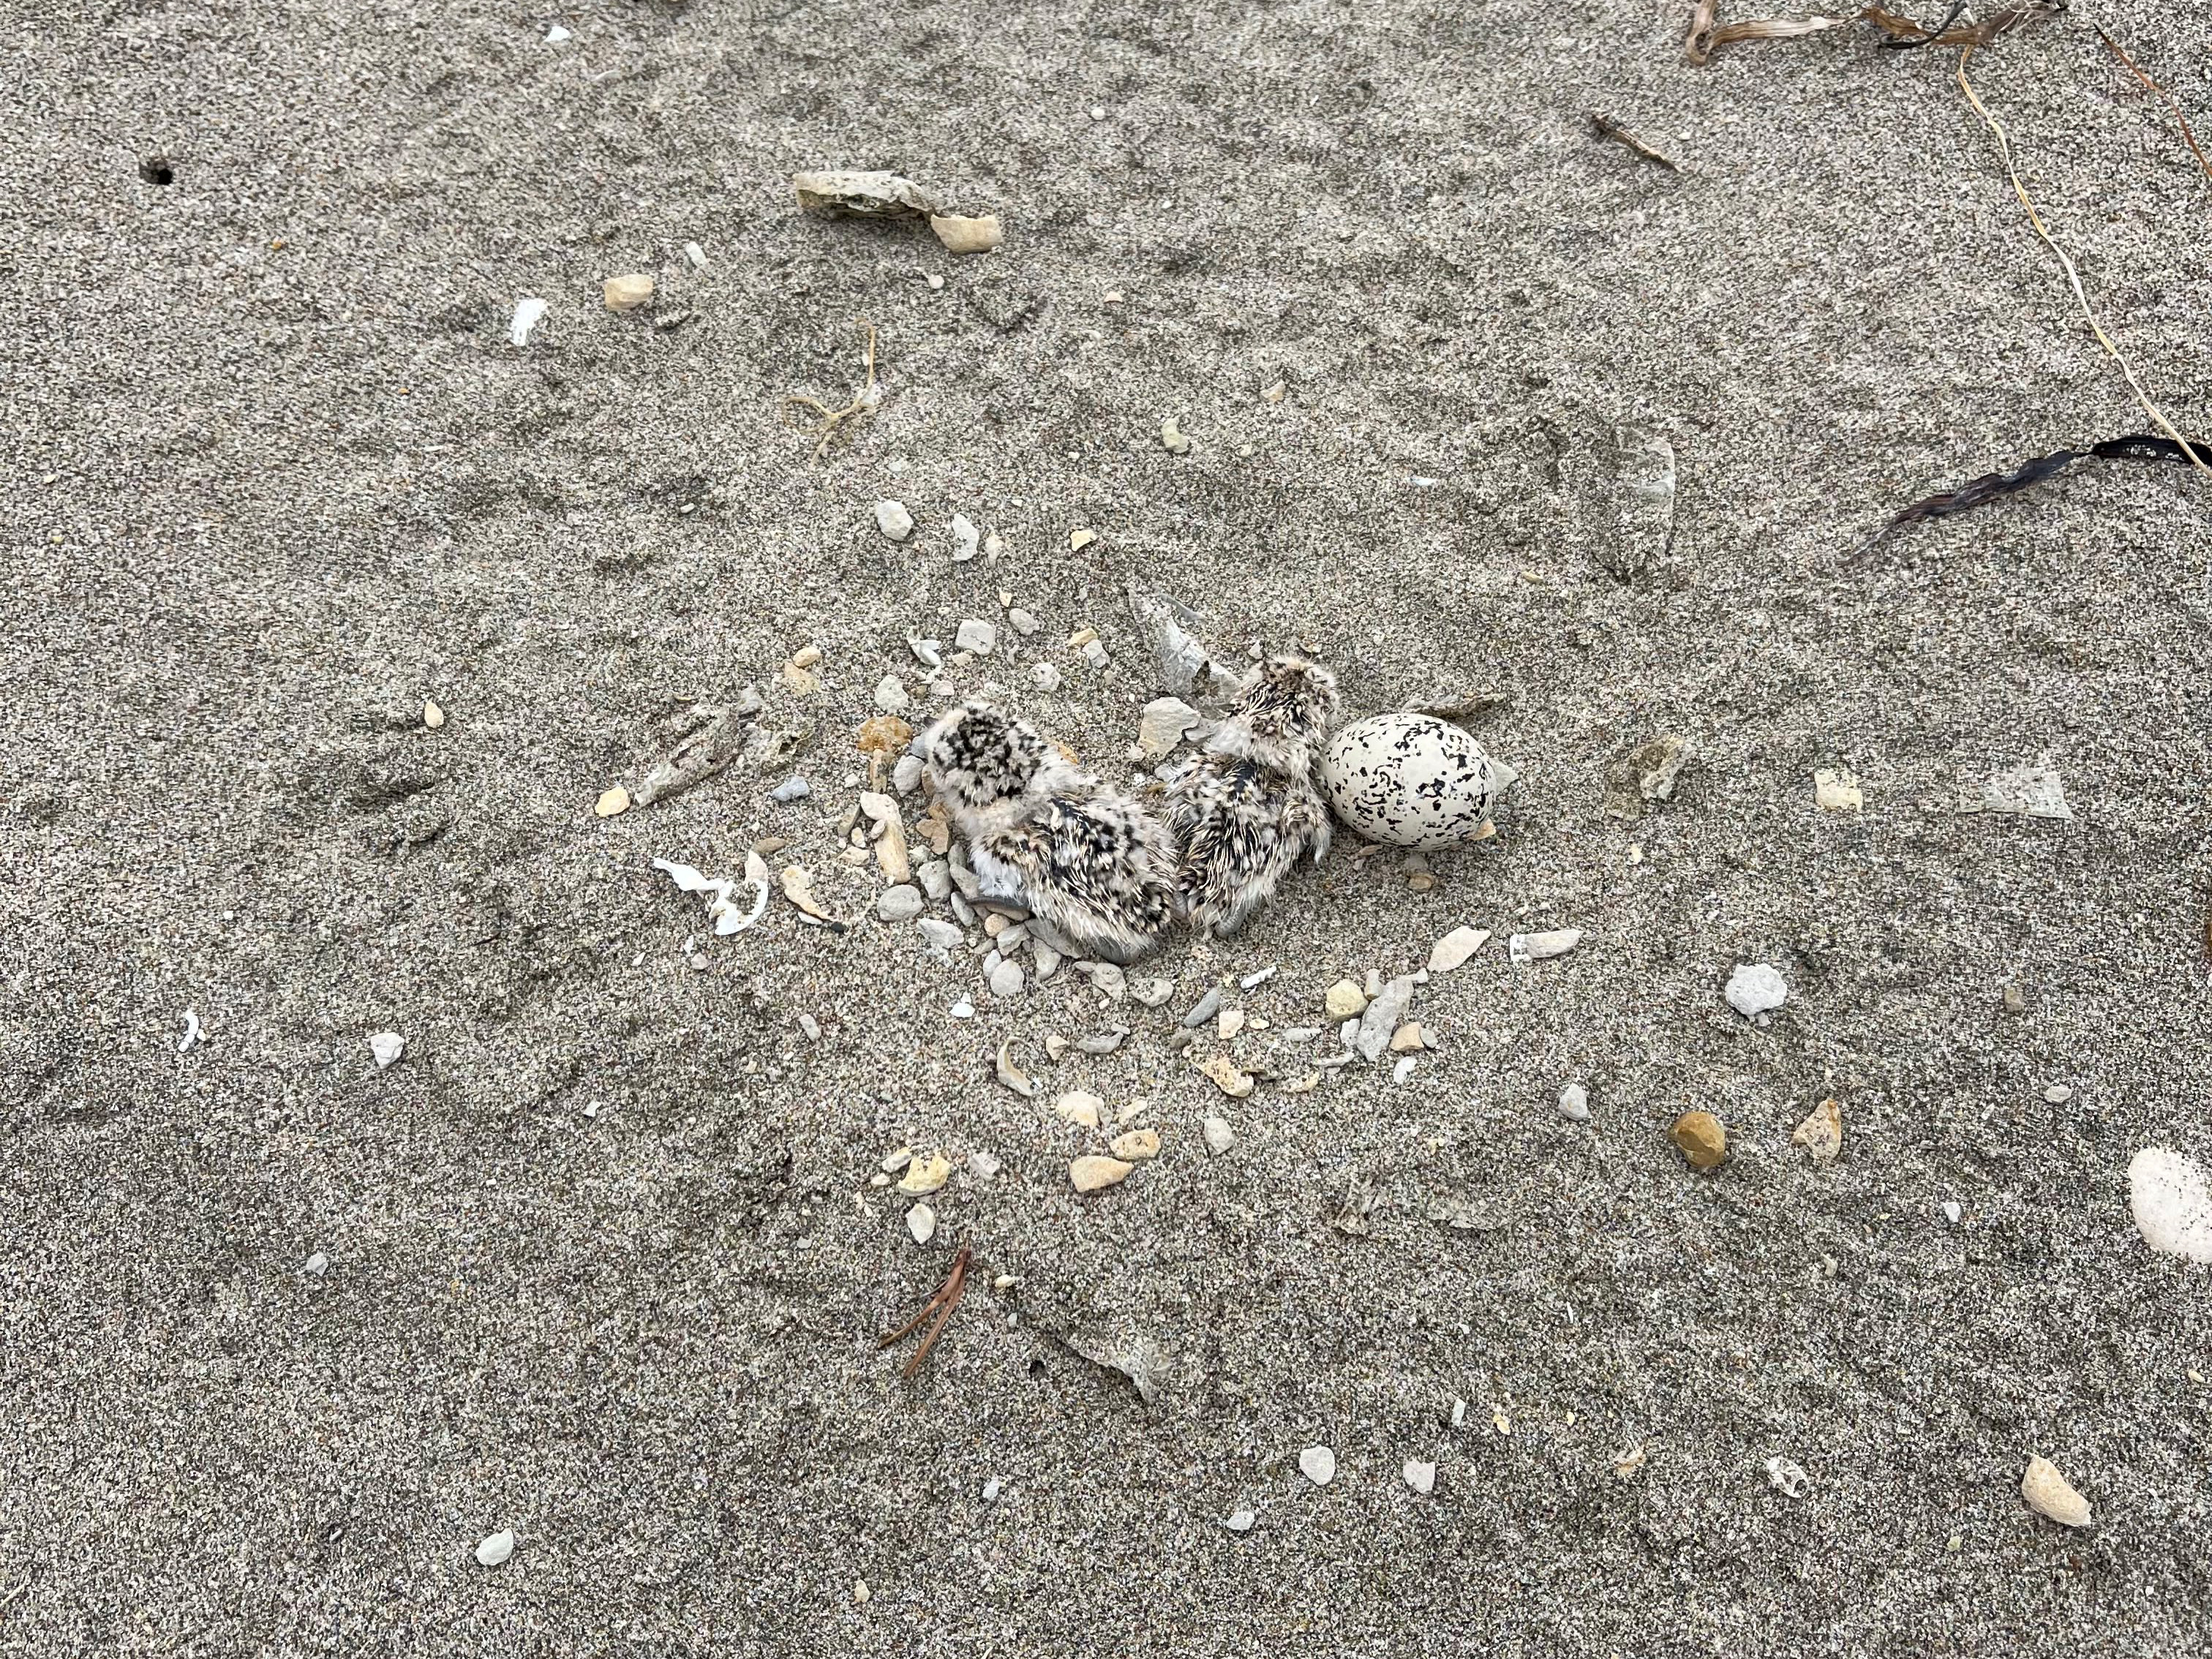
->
[1318,712,1501,849]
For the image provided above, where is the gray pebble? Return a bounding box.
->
[876,886,925,922]
[1009,609,1041,636]
[302,1252,330,1276]
[892,754,925,794]
[1182,987,1223,1028]
[915,861,952,900]
[770,776,811,803]
[1558,1082,1590,1122]
[1032,944,1062,980]
[917,918,964,950]
[1167,1028,1197,1053]
[989,960,1026,998]
[1077,1029,1128,1055]
[1282,1026,1323,1044]
[1033,663,1064,693]
[1129,976,1175,1008]
[982,949,1003,975]
[955,618,998,655]
[1203,1116,1235,1154]
[949,893,977,925]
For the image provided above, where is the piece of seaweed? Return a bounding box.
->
[1870,434,2212,546]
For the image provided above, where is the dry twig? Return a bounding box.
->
[879,1241,972,1380]
[780,320,881,461]
[1589,112,1680,170]
[2097,28,2212,189]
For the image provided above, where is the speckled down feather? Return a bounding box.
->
[922,700,1175,962]
[1167,655,1339,936]
[1318,712,1500,849]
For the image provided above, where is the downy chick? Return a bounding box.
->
[1165,654,1340,936]
[921,700,1175,963]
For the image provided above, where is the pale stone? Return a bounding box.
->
[2129,1147,2212,1263]
[602,273,654,309]
[1298,1446,1336,1486]
[1725,963,1788,1018]
[1110,1128,1160,1161]
[1791,1097,1843,1164]
[1427,926,1489,974]
[874,500,914,541]
[2020,1456,2092,1527]
[1070,1155,1133,1193]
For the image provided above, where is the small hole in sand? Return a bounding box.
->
[140,156,173,186]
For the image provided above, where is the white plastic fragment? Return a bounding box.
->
[2129,1147,2212,1263]
[475,1530,515,1567]
[369,1031,405,1069]
[509,297,549,347]
[177,1009,202,1053]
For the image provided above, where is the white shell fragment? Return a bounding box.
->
[177,1009,203,1053]
[1970,762,2072,820]
[949,514,980,563]
[1509,928,1581,966]
[2020,1456,2092,1527]
[1319,712,1502,849]
[509,297,549,346]
[1298,1445,1336,1486]
[369,1031,405,1069]
[2129,1147,2212,1263]
[475,1530,515,1567]
[1765,1456,1810,1498]
[1558,1082,1591,1122]
[906,1202,937,1245]
[1725,963,1788,1019]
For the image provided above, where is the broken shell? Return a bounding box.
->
[1671,1110,1727,1170]
[1069,528,1097,552]
[897,1153,952,1196]
[930,213,1002,254]
[1070,1154,1134,1194]
[1403,1460,1437,1496]
[778,865,836,923]
[1603,733,1690,820]
[996,1042,1041,1099]
[1110,1128,1161,1161]
[602,274,654,311]
[594,785,631,818]
[1791,1097,1843,1165]
[1198,1054,1255,1099]
[1508,928,1581,966]
[906,1202,936,1245]
[2020,1455,2092,1527]
[792,169,938,218]
[509,297,549,347]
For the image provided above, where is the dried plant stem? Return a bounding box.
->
[781,320,880,462]
[2097,28,2212,189]
[1955,49,2212,484]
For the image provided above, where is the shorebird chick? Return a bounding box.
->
[1166,654,1341,937]
[921,700,1175,963]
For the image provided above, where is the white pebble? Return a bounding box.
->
[1942,1200,1962,1225]
[873,675,911,713]
[949,514,979,562]
[955,618,997,655]
[2129,1147,2212,1263]
[1558,1082,1590,1122]
[474,1530,515,1567]
[770,776,810,802]
[1764,1456,1810,1498]
[892,754,925,794]
[950,1000,975,1019]
[990,960,1026,999]
[1393,1056,1416,1083]
[982,1477,1001,1502]
[1032,663,1063,693]
[369,1031,405,1069]
[970,1151,1002,1181]
[1224,1509,1256,1532]
[1203,1115,1235,1154]
[1402,1459,1436,1495]
[1724,963,1788,1018]
[302,1252,329,1276]
[2043,1083,2073,1105]
[918,917,963,950]
[875,500,915,541]
[1298,1445,1336,1486]
[906,1202,937,1245]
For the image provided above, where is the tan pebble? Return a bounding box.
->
[853,1580,870,1604]
[778,661,821,695]
[594,786,630,818]
[983,913,1009,938]
[854,714,913,758]
[1407,873,1434,893]
[2020,1455,2092,1527]
[1813,767,1862,811]
[1671,1110,1727,1170]
[1263,380,1287,403]
[2003,982,2027,1014]
[1281,1072,1320,1094]
[1216,1008,1246,1041]
[1791,1096,1843,1165]
[1066,626,1099,649]
[1427,927,1489,974]
[1199,1054,1254,1099]
[1110,1128,1160,1161]
[1045,1033,1069,1061]
[1053,1091,1102,1129]
[1324,979,1368,1020]
[1069,529,1097,553]
[1389,1023,1425,1055]
[1070,1154,1134,1194]
[602,273,654,310]
[896,1153,951,1196]
[930,213,1002,255]
[422,699,445,729]
[791,644,823,669]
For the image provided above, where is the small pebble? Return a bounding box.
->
[1129,976,1175,1008]
[422,699,445,730]
[1392,1056,1416,1083]
[1765,1456,1810,1499]
[1182,987,1223,1028]
[1239,966,1277,990]
[1075,1030,1127,1055]
[1110,1128,1161,1160]
[1217,1009,1246,1041]
[1081,639,1109,666]
[2020,1455,2092,1527]
[873,675,911,713]
[1725,963,1789,1019]
[1224,1509,1256,1533]
[602,273,654,310]
[2043,1083,2073,1105]
[1033,663,1064,692]
[892,753,925,794]
[1427,926,1489,974]
[876,886,925,923]
[474,1530,515,1568]
[989,960,1026,999]
[970,1151,1001,1181]
[915,863,952,901]
[1298,1445,1336,1486]
[1671,1110,1727,1170]
[906,1202,937,1244]
[1159,416,1190,454]
[982,1477,1001,1502]
[1203,1115,1235,1154]
[875,500,915,541]
[1324,979,1368,1020]
[1558,1083,1590,1122]
[1403,1460,1437,1496]
[1200,1054,1254,1099]
[1009,609,1042,636]
[302,1252,329,1276]
[1033,944,1063,979]
[1813,767,1862,811]
[1508,928,1581,966]
[854,1580,870,1604]
[1942,1200,1962,1225]
[1388,1023,1425,1054]
[1069,1155,1134,1193]
[770,776,811,803]
[950,999,975,1019]
[369,1031,405,1069]
[1055,1091,1104,1129]
[1791,1096,1843,1164]
[955,618,998,655]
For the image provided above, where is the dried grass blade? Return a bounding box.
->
[2097,28,2212,189]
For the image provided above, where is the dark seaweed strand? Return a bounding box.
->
[1878,0,1970,51]
[1867,432,2212,549]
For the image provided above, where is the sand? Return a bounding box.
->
[6,0,2211,1649]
